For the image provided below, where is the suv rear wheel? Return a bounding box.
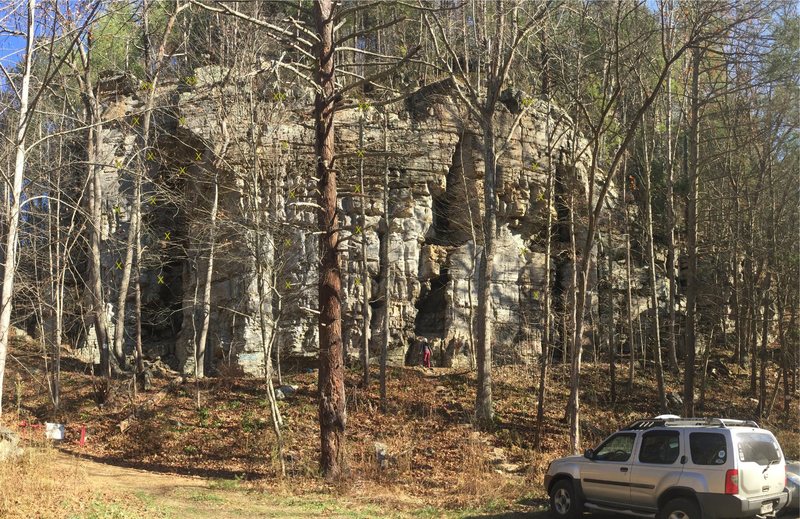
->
[660,497,700,519]
[549,479,581,518]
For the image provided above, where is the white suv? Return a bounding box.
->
[544,417,790,518]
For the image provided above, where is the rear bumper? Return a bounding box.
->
[697,489,789,518]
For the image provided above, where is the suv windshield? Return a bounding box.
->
[736,432,781,465]
[593,433,636,462]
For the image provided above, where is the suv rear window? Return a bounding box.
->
[690,432,727,465]
[736,432,781,465]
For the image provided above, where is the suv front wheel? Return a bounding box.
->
[549,479,581,519]
[660,497,701,519]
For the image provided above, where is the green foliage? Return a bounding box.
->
[89,2,143,77]
[197,406,211,427]
[240,411,260,433]
[183,445,198,455]
[186,490,223,503]
[69,498,139,519]
[208,474,246,491]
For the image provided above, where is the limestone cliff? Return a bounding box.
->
[82,70,648,376]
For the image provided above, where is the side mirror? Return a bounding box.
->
[584,449,594,460]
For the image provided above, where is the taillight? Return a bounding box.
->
[725,469,739,494]
[785,465,788,487]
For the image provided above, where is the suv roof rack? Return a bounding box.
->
[622,417,760,431]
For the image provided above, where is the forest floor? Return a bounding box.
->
[2,335,798,518]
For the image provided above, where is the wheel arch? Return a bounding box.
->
[658,487,700,511]
[548,474,576,494]
[548,474,585,503]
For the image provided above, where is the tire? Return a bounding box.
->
[549,479,581,519]
[660,497,701,519]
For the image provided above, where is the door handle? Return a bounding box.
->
[620,467,629,472]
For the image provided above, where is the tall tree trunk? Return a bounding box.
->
[249,101,285,475]
[779,293,791,421]
[134,214,144,376]
[664,9,680,373]
[566,159,581,452]
[112,183,138,370]
[683,46,701,417]
[623,163,636,389]
[255,210,285,476]
[358,116,371,388]
[748,233,762,397]
[380,113,391,409]
[534,119,555,449]
[195,174,219,379]
[460,135,478,369]
[699,329,713,410]
[642,134,668,413]
[757,273,771,419]
[733,194,743,366]
[0,0,35,416]
[48,126,67,410]
[314,0,346,478]
[475,118,497,427]
[51,199,64,409]
[606,231,617,403]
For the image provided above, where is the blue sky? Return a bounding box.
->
[0,1,28,71]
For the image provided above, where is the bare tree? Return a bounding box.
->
[422,0,549,427]
[638,117,668,413]
[0,0,98,411]
[0,0,36,416]
[683,45,701,417]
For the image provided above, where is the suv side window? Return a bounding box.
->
[690,432,727,465]
[639,430,680,464]
[593,433,636,462]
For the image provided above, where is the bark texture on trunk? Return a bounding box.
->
[380,113,390,409]
[315,0,346,478]
[683,46,701,418]
[358,117,370,388]
[475,119,497,427]
[534,117,554,448]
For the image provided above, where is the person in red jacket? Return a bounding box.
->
[421,338,432,368]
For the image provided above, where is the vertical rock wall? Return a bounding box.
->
[91,72,612,375]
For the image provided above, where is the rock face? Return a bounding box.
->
[87,71,630,376]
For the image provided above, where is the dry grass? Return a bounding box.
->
[4,335,798,517]
[0,432,88,518]
[448,435,518,509]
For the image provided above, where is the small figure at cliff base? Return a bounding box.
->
[421,338,432,368]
